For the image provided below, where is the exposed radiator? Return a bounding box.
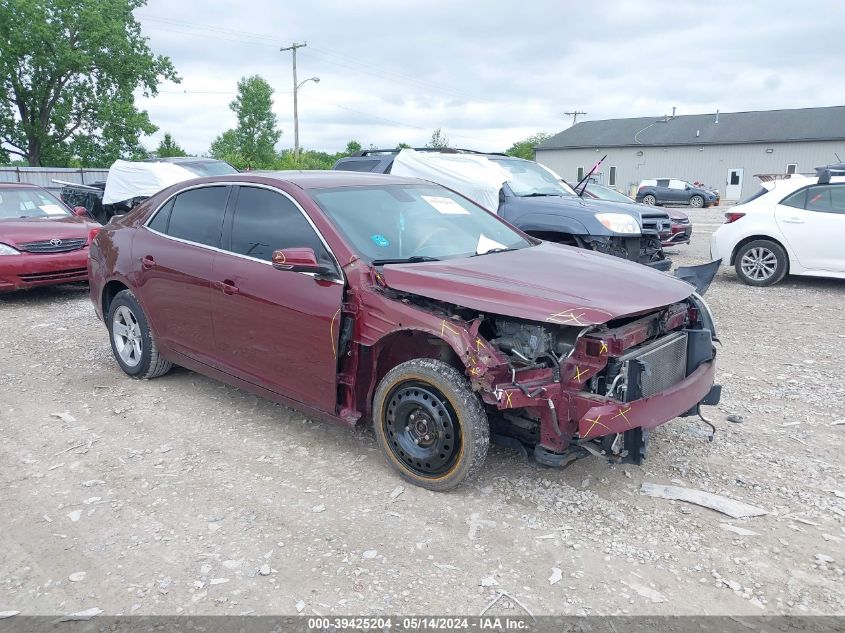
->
[618,331,688,401]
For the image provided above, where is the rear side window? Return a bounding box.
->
[166,186,229,247]
[228,186,333,267]
[780,189,807,209]
[335,159,382,172]
[148,199,174,233]
[656,179,670,188]
[805,185,845,214]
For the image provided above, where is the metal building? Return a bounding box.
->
[534,106,845,202]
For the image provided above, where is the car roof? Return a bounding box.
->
[205,170,427,190]
[0,182,42,189]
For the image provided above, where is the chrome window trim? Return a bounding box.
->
[142,181,344,284]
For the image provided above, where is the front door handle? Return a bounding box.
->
[216,280,239,295]
[140,255,155,270]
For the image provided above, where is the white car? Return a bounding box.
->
[710,173,845,286]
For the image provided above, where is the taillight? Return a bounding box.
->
[724,212,745,224]
[88,227,101,244]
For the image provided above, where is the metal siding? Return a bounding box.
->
[0,167,109,194]
[536,140,845,200]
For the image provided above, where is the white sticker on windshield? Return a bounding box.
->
[421,195,470,215]
[40,204,65,216]
[476,234,507,255]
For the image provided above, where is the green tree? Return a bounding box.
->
[397,142,411,149]
[229,75,281,169]
[344,140,362,155]
[0,0,178,166]
[425,128,449,149]
[156,132,187,158]
[505,132,552,160]
[209,129,245,170]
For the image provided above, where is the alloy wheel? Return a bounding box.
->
[740,246,778,281]
[112,305,143,367]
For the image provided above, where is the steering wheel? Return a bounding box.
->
[409,227,452,257]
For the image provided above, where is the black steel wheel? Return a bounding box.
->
[373,359,489,491]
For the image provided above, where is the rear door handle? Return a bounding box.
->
[140,255,155,270]
[782,217,805,224]
[216,279,239,295]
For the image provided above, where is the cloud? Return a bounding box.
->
[133,0,845,155]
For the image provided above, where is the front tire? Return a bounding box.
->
[690,195,704,208]
[107,289,173,379]
[642,194,657,205]
[734,240,788,286]
[372,359,489,491]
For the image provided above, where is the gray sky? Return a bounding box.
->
[134,0,845,155]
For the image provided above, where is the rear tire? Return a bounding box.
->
[373,359,489,491]
[107,290,173,379]
[642,194,656,205]
[734,240,788,286]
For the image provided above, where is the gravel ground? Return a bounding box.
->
[1,207,843,618]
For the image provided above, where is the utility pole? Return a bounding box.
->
[565,111,587,127]
[280,42,307,159]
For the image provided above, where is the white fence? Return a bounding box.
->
[0,167,110,194]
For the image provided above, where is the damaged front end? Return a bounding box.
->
[477,296,720,466]
[584,234,670,272]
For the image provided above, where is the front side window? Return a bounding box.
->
[165,186,229,247]
[312,183,532,263]
[0,187,70,219]
[228,186,333,267]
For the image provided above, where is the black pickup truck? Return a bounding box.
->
[334,149,672,270]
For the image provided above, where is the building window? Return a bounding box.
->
[786,163,797,175]
[576,166,585,181]
[608,166,617,187]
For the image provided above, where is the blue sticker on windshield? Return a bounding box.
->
[371,234,390,247]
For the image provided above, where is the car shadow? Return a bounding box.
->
[0,283,90,305]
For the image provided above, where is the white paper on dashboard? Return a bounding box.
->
[476,233,507,255]
[421,195,470,215]
[40,204,66,215]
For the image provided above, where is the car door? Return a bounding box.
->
[133,185,230,364]
[654,179,671,204]
[211,185,344,412]
[775,183,845,272]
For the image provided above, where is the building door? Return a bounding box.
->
[726,168,743,200]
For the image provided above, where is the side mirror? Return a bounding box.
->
[271,247,332,276]
[73,206,88,217]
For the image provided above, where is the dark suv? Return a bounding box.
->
[636,179,717,208]
[334,149,672,270]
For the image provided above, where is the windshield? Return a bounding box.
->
[585,184,634,203]
[0,187,70,219]
[494,158,576,197]
[311,183,532,263]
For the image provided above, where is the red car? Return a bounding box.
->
[89,172,720,490]
[0,183,100,292]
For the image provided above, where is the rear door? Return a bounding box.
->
[211,185,344,412]
[775,183,845,272]
[654,179,671,203]
[133,185,230,364]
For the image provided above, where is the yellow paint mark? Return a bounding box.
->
[470,366,483,376]
[329,308,341,359]
[505,391,513,408]
[612,407,632,426]
[584,415,611,437]
[599,340,608,355]
[475,338,486,353]
[573,366,586,382]
[546,310,587,326]
[441,320,460,337]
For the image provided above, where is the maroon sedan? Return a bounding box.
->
[0,183,100,292]
[89,172,719,490]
